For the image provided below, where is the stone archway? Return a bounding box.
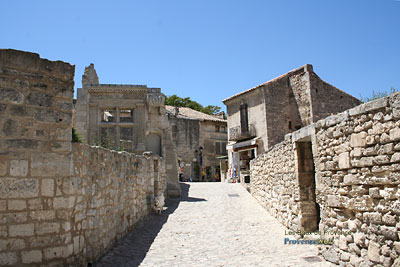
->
[145,133,161,156]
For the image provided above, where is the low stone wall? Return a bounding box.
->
[71,144,165,264]
[250,94,400,266]
[0,49,166,266]
[250,140,299,230]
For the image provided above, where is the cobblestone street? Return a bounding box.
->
[95,182,332,267]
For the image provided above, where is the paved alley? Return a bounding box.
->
[94,182,332,267]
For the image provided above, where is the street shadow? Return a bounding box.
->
[93,182,204,267]
[180,182,207,202]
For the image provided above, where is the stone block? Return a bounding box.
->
[338,152,351,169]
[21,250,42,264]
[391,152,400,163]
[30,210,56,221]
[34,109,72,124]
[41,178,55,197]
[9,223,34,237]
[374,155,390,165]
[0,200,6,211]
[44,244,73,260]
[0,178,39,198]
[36,222,60,235]
[31,153,72,177]
[363,212,382,224]
[365,97,388,112]
[53,85,74,99]
[0,225,7,237]
[0,161,7,176]
[26,92,53,107]
[53,196,76,209]
[350,132,367,147]
[7,200,26,211]
[368,240,381,262]
[0,252,18,266]
[343,174,357,185]
[354,233,366,247]
[390,127,400,141]
[380,226,398,240]
[9,105,32,117]
[0,88,24,104]
[9,159,28,177]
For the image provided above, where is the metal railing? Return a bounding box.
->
[228,124,256,141]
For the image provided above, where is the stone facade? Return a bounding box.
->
[0,49,167,266]
[75,64,180,197]
[223,64,361,187]
[166,106,227,181]
[250,94,400,266]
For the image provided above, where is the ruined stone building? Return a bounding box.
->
[222,64,361,184]
[75,64,180,196]
[166,106,227,182]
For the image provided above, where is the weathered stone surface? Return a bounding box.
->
[368,240,381,262]
[21,250,42,264]
[0,88,24,104]
[350,132,368,147]
[0,178,39,198]
[9,159,28,177]
[9,223,34,237]
[338,152,351,169]
[0,252,18,265]
[8,200,27,211]
[41,178,54,197]
[26,92,53,107]
[31,153,72,177]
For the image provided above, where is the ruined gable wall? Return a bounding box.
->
[250,94,400,266]
[264,77,303,149]
[309,72,362,122]
[0,50,166,266]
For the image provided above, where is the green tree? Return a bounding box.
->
[165,94,222,115]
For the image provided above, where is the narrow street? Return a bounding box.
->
[95,183,332,267]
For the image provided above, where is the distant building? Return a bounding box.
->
[166,106,228,182]
[75,64,181,196]
[222,64,361,184]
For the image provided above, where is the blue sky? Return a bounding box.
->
[1,0,399,110]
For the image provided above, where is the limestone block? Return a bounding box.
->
[350,254,363,266]
[44,244,73,260]
[368,240,381,262]
[31,153,72,177]
[30,210,56,221]
[41,179,54,197]
[363,212,382,224]
[380,133,391,144]
[9,159,28,177]
[338,152,351,169]
[0,225,7,237]
[8,200,26,210]
[353,233,366,247]
[380,226,398,240]
[0,252,18,265]
[36,222,60,235]
[374,155,390,165]
[26,92,53,107]
[53,196,75,209]
[391,152,400,163]
[0,178,39,198]
[394,241,400,254]
[344,174,357,185]
[322,247,340,264]
[352,147,362,157]
[340,251,350,261]
[365,97,388,112]
[9,223,34,237]
[0,161,7,176]
[0,88,24,104]
[390,127,400,141]
[22,250,42,264]
[350,132,367,147]
[379,143,394,155]
[369,187,381,198]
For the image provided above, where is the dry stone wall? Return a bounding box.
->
[0,49,166,266]
[250,94,400,266]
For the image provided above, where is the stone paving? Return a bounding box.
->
[94,182,333,267]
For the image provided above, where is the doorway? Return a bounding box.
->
[296,140,320,232]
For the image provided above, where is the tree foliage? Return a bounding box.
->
[165,94,221,115]
[361,88,398,103]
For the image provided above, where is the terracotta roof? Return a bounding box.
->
[165,105,226,122]
[222,64,313,104]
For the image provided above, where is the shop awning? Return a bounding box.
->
[232,137,259,152]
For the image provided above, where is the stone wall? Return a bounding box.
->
[71,144,164,264]
[0,49,166,266]
[250,94,400,266]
